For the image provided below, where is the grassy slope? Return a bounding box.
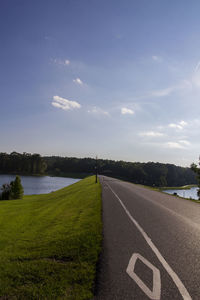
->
[0,176,102,299]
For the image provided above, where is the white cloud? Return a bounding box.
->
[179,140,190,146]
[52,102,63,109]
[169,123,182,130]
[139,131,164,137]
[165,140,190,149]
[51,58,70,66]
[73,78,83,85]
[165,142,185,149]
[52,96,81,111]
[121,107,134,115]
[168,120,187,130]
[179,120,187,127]
[88,106,109,116]
[152,55,162,62]
[64,60,70,65]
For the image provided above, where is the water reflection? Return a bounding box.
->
[164,187,198,200]
[0,175,80,195]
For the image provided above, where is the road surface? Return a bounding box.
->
[94,176,200,299]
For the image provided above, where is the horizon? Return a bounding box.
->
[1,1,200,167]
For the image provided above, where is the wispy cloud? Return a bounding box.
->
[45,36,53,41]
[195,61,200,72]
[147,79,192,100]
[115,33,123,39]
[51,58,70,66]
[121,107,134,115]
[73,78,83,85]
[64,59,70,65]
[173,63,200,90]
[179,140,190,146]
[52,96,81,111]
[168,120,187,130]
[139,131,164,137]
[167,63,200,91]
[150,86,174,97]
[88,106,109,116]
[165,140,190,149]
[152,55,162,62]
[191,72,200,88]
[165,142,184,149]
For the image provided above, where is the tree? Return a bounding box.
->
[10,176,24,199]
[191,158,200,199]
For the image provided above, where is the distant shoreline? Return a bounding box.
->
[0,172,91,179]
[159,184,198,190]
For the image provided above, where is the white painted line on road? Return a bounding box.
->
[106,183,192,300]
[127,253,161,300]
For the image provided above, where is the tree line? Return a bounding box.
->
[0,152,197,187]
[0,152,47,175]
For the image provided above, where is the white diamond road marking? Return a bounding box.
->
[106,181,192,300]
[126,253,161,300]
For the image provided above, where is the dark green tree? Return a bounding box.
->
[11,176,24,199]
[191,157,200,199]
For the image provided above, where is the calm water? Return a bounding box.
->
[164,187,199,200]
[0,175,80,195]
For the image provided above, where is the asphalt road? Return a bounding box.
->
[94,176,200,300]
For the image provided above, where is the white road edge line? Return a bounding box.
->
[106,182,192,300]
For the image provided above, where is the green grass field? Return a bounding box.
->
[0,176,102,299]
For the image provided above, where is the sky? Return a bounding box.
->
[1,0,200,167]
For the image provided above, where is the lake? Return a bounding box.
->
[0,174,80,195]
[163,187,199,200]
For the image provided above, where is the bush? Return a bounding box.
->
[1,183,12,200]
[0,176,24,200]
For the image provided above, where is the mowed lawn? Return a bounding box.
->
[0,176,102,299]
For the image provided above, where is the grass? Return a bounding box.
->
[135,183,198,191]
[0,176,102,299]
[159,184,197,191]
[135,184,159,191]
[48,172,92,179]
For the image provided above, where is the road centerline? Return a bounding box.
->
[105,181,192,300]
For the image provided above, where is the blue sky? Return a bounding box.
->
[1,0,200,166]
